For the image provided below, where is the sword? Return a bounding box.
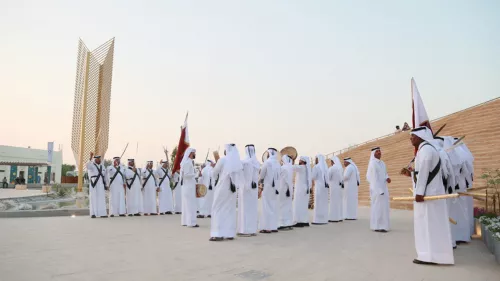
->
[433,123,446,137]
[204,148,210,162]
[119,143,129,159]
[445,136,466,152]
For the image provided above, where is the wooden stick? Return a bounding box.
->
[392,193,459,201]
[466,186,493,192]
[449,217,457,225]
[458,192,491,197]
[471,196,486,202]
[408,188,413,193]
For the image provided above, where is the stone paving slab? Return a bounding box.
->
[0,207,498,281]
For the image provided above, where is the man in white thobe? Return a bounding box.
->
[457,141,475,235]
[180,148,198,227]
[199,160,215,217]
[124,159,143,216]
[406,127,454,265]
[157,160,174,215]
[343,157,360,220]
[210,144,243,241]
[293,156,312,227]
[259,148,280,233]
[278,155,294,230]
[87,153,108,218]
[237,145,260,236]
[432,137,457,249]
[172,171,182,214]
[312,154,329,225]
[445,136,473,243]
[141,161,158,215]
[106,156,126,217]
[366,147,391,232]
[327,155,343,222]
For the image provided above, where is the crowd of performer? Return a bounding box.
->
[85,125,475,265]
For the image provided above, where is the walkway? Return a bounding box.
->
[0,207,498,281]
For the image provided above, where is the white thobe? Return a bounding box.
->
[464,161,474,235]
[414,142,454,264]
[327,166,343,221]
[86,161,107,217]
[452,163,471,242]
[141,168,158,214]
[157,167,174,213]
[181,162,197,226]
[293,165,310,224]
[259,160,280,231]
[278,165,294,227]
[312,166,329,224]
[199,166,214,216]
[106,165,126,216]
[173,172,182,213]
[210,158,238,238]
[237,161,259,234]
[438,149,457,247]
[124,167,143,214]
[343,165,359,220]
[367,159,390,231]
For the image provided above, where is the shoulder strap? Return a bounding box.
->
[110,166,123,185]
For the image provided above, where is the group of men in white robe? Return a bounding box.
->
[205,145,365,241]
[401,126,474,265]
[86,152,181,218]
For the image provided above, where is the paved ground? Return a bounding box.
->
[0,189,45,199]
[0,207,499,281]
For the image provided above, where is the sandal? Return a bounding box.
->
[209,237,223,242]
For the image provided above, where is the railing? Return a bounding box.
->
[325,96,500,157]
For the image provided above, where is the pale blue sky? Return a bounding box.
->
[1,0,499,165]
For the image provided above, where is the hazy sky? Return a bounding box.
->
[2,0,499,166]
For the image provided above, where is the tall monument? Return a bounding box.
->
[71,38,115,192]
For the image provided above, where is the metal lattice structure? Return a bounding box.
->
[71,38,115,190]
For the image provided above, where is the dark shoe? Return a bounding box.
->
[225,237,234,240]
[329,220,340,223]
[166,212,173,215]
[379,230,388,233]
[278,226,286,230]
[91,215,96,218]
[119,214,126,217]
[207,215,211,218]
[128,214,134,217]
[311,223,327,225]
[134,213,141,216]
[100,216,108,218]
[303,223,310,227]
[159,213,165,215]
[191,224,199,228]
[150,213,158,216]
[453,246,457,249]
[271,230,278,233]
[413,259,437,265]
[260,230,271,234]
[110,215,115,218]
[209,237,223,242]
[197,215,205,218]
[345,218,357,221]
[175,212,181,214]
[237,233,252,237]
[456,241,468,245]
[293,223,304,228]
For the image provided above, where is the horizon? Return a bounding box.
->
[2,0,499,166]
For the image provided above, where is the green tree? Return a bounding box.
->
[170,146,178,170]
[62,164,76,177]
